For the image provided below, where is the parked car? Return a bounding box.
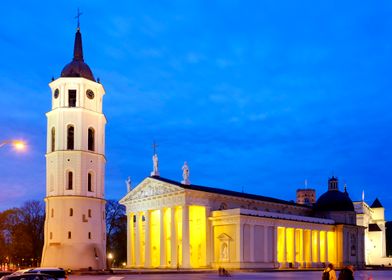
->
[0,273,58,280]
[8,268,66,280]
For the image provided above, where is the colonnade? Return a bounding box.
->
[277,227,336,268]
[127,205,207,268]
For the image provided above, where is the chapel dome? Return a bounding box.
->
[315,190,355,212]
[60,28,95,81]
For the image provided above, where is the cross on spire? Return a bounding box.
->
[152,140,159,155]
[75,8,83,29]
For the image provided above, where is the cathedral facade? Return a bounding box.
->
[120,175,365,269]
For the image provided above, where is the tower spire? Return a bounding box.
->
[73,22,84,61]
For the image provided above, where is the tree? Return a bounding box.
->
[106,200,127,267]
[0,200,44,268]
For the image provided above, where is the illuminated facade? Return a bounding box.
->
[120,176,365,269]
[355,198,392,265]
[41,25,107,269]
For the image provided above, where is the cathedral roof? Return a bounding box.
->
[150,176,307,208]
[370,198,383,208]
[315,189,355,212]
[60,28,95,81]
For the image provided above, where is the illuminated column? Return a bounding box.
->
[160,208,166,267]
[236,222,244,263]
[127,213,132,267]
[324,231,328,263]
[205,207,212,266]
[283,228,287,264]
[309,230,313,265]
[317,231,321,263]
[170,207,178,268]
[145,210,151,267]
[263,226,269,262]
[182,205,190,268]
[293,228,297,265]
[250,224,255,262]
[135,212,141,267]
[273,226,278,265]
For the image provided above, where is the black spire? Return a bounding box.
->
[73,29,84,62]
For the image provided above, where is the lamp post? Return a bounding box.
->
[0,140,26,151]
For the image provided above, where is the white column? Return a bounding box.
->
[325,231,328,263]
[126,213,132,267]
[145,211,151,267]
[170,207,178,268]
[182,205,190,268]
[236,222,244,263]
[263,226,269,262]
[250,224,255,262]
[205,207,212,266]
[273,226,278,265]
[317,230,321,264]
[160,208,166,267]
[293,228,297,265]
[135,212,141,267]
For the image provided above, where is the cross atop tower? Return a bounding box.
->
[75,8,83,29]
[152,140,159,155]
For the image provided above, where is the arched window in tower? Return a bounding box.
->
[88,172,93,192]
[51,127,55,152]
[66,171,73,190]
[67,125,74,150]
[68,90,76,107]
[88,128,95,151]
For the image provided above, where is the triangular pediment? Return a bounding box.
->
[217,233,233,241]
[120,177,184,204]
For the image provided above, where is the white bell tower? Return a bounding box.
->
[41,23,107,270]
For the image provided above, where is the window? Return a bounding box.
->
[50,232,53,239]
[70,208,73,216]
[68,231,72,239]
[88,173,93,192]
[67,125,74,150]
[88,232,91,239]
[88,128,95,151]
[68,90,76,107]
[51,208,54,218]
[88,209,92,218]
[51,127,55,152]
[67,171,73,190]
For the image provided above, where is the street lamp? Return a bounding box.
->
[0,140,26,151]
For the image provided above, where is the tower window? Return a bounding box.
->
[50,232,53,239]
[51,208,54,218]
[68,231,72,239]
[68,90,76,107]
[88,173,93,192]
[88,232,91,239]
[67,125,74,150]
[67,171,73,190]
[51,127,55,152]
[88,209,92,218]
[88,128,95,151]
[70,208,73,216]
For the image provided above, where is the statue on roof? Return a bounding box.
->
[151,153,160,176]
[181,161,190,185]
[125,176,132,193]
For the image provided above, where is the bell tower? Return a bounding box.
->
[41,22,106,270]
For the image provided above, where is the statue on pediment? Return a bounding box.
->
[181,161,190,185]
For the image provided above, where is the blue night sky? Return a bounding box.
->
[1,1,391,218]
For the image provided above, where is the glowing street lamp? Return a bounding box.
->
[0,140,26,151]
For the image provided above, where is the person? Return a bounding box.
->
[322,263,337,280]
[338,265,354,280]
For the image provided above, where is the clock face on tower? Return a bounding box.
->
[54,88,60,99]
[86,89,95,99]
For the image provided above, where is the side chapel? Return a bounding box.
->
[120,157,365,269]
